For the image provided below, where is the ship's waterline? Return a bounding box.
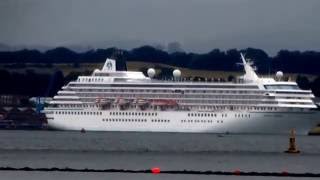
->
[43,53,320,134]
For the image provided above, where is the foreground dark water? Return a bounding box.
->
[0,130,319,180]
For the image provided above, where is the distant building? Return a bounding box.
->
[0,95,48,129]
[29,97,53,105]
[0,95,21,106]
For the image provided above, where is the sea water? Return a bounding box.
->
[0,130,319,180]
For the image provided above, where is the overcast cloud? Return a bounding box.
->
[0,0,320,55]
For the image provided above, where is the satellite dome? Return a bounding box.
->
[173,69,181,78]
[276,71,283,79]
[147,68,156,78]
[93,69,100,74]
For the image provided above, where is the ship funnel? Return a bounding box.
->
[102,58,116,72]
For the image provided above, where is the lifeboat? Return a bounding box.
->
[118,98,130,105]
[151,99,177,106]
[96,98,112,105]
[96,98,113,110]
[116,98,131,110]
[137,99,149,105]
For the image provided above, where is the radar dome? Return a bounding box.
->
[276,71,283,79]
[93,69,100,74]
[173,69,181,78]
[147,68,156,78]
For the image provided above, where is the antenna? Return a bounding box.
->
[240,53,247,65]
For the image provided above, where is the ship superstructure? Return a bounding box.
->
[44,54,319,134]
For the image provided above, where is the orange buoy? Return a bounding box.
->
[233,169,241,175]
[151,167,161,174]
[285,129,300,154]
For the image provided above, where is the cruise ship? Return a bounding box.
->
[44,54,320,134]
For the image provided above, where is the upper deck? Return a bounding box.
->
[50,56,317,109]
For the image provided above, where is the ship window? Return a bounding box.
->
[264,85,299,90]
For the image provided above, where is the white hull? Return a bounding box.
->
[46,110,320,135]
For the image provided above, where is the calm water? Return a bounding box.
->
[0,130,319,180]
[0,130,319,153]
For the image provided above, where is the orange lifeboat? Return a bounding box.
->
[152,99,177,106]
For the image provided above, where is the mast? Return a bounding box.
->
[240,53,259,82]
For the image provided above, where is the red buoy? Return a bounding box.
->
[151,167,161,174]
[281,171,289,176]
[233,169,241,175]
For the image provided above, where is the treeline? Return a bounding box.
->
[0,46,320,74]
[0,69,91,97]
[0,68,320,97]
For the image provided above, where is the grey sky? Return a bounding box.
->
[0,0,320,55]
